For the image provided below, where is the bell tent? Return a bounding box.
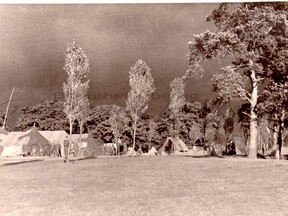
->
[142,146,158,156]
[0,127,51,157]
[158,137,189,155]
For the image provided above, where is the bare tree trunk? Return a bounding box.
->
[275,125,280,160]
[131,114,137,158]
[115,133,119,156]
[276,110,285,160]
[248,71,258,159]
[117,137,121,157]
[272,117,278,159]
[79,120,83,157]
[67,118,73,162]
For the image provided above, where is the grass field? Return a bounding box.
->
[1,156,288,216]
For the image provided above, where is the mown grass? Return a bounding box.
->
[0,156,288,216]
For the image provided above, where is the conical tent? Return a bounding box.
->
[18,127,51,156]
[148,146,158,156]
[158,137,189,155]
[125,147,136,156]
[136,147,143,156]
[143,146,158,156]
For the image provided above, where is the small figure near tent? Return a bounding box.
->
[53,142,62,157]
[63,136,69,162]
[51,145,57,157]
[224,141,236,155]
[57,142,62,157]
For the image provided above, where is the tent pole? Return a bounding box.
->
[2,87,15,129]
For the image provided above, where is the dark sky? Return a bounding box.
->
[0,3,224,127]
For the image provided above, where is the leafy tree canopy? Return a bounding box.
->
[14,100,69,131]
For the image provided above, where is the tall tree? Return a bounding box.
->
[223,108,235,145]
[187,2,288,158]
[169,77,186,139]
[237,103,250,154]
[63,40,90,162]
[126,60,155,157]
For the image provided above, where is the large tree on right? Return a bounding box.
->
[187,3,288,158]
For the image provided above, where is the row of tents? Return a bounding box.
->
[0,126,194,157]
[0,127,100,157]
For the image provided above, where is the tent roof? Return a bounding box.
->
[0,127,50,147]
[148,146,158,155]
[143,146,158,156]
[71,134,100,146]
[19,127,50,146]
[125,147,135,156]
[0,131,29,147]
[71,134,90,142]
[159,137,189,153]
[175,137,189,152]
[39,130,68,144]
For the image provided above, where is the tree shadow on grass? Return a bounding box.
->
[183,155,224,159]
[68,156,98,163]
[76,156,97,161]
[0,159,44,167]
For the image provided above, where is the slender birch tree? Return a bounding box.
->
[63,40,90,162]
[187,2,288,158]
[126,60,155,157]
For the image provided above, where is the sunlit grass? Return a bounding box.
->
[0,156,288,216]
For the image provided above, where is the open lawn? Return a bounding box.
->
[0,156,288,216]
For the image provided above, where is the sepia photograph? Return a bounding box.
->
[0,1,287,215]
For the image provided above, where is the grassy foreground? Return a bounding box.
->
[0,156,288,216]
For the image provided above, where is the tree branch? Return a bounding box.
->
[242,111,251,118]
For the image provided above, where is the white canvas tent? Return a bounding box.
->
[125,147,136,156]
[0,131,28,156]
[101,143,117,155]
[39,130,69,157]
[158,137,189,155]
[0,131,28,147]
[142,146,158,156]
[71,133,100,156]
